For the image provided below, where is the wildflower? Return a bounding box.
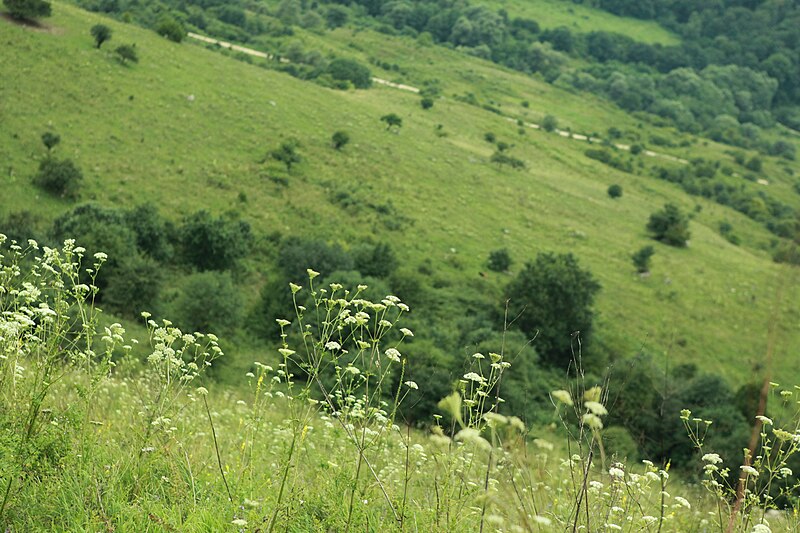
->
[196,387,209,396]
[232,518,248,527]
[400,328,413,337]
[606,524,622,530]
[289,283,302,294]
[532,516,552,526]
[740,465,759,476]
[779,467,792,477]
[702,453,723,464]
[325,341,342,351]
[674,496,691,509]
[463,372,485,383]
[584,386,602,402]
[584,401,608,416]
[275,318,290,327]
[278,348,295,357]
[609,467,625,478]
[756,415,773,426]
[680,409,691,420]
[752,524,771,533]
[455,428,491,450]
[385,348,401,362]
[344,365,360,375]
[533,439,553,451]
[93,251,107,261]
[398,303,409,312]
[582,413,603,430]
[404,380,418,390]
[307,268,320,279]
[551,389,573,406]
[484,412,508,428]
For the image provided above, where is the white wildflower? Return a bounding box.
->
[551,389,573,406]
[385,348,401,362]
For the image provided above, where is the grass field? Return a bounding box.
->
[1,2,799,390]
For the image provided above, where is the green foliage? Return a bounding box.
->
[270,139,302,171]
[420,97,434,110]
[326,58,372,89]
[352,241,397,278]
[114,44,138,64]
[381,112,403,131]
[631,245,655,273]
[331,130,350,150]
[178,210,252,271]
[541,114,558,132]
[90,24,112,49]
[32,157,83,198]
[325,5,348,29]
[3,0,50,20]
[647,203,690,247]
[169,271,242,335]
[607,184,623,198]
[490,151,525,169]
[124,203,173,261]
[40,131,60,151]
[504,252,600,368]
[487,248,511,272]
[156,16,184,43]
[484,132,496,143]
[102,254,162,316]
[277,237,353,281]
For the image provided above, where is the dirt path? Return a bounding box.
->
[188,31,692,166]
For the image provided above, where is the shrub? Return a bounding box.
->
[115,44,138,64]
[102,255,162,317]
[631,245,654,273]
[156,16,184,43]
[41,132,60,151]
[277,237,353,281]
[331,130,350,150]
[270,140,301,170]
[490,151,525,169]
[169,271,242,335]
[647,203,690,247]
[745,156,762,172]
[487,248,511,272]
[353,241,397,278]
[484,132,496,143]
[420,97,434,110]
[504,252,600,368]
[90,24,112,48]
[32,157,82,198]
[607,184,623,198]
[326,58,371,89]
[381,113,402,131]
[178,210,252,271]
[3,0,50,20]
[541,114,558,132]
[630,143,643,155]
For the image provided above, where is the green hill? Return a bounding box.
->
[1,1,799,391]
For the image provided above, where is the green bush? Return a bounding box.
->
[331,130,350,150]
[32,157,82,198]
[504,252,600,368]
[326,58,372,89]
[381,113,402,131]
[420,97,434,110]
[353,241,397,278]
[631,245,654,273]
[487,248,511,272]
[270,140,302,170]
[40,131,59,151]
[169,271,242,335]
[178,210,252,271]
[607,184,623,198]
[156,16,185,43]
[490,151,525,169]
[115,44,138,64]
[647,203,690,247]
[3,0,50,20]
[541,114,558,132]
[90,24,112,49]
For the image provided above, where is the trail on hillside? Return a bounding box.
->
[186,32,695,168]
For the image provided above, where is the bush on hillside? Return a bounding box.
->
[3,0,50,20]
[632,245,654,273]
[331,130,350,150]
[156,16,184,43]
[41,132,60,151]
[91,24,112,48]
[168,271,242,335]
[32,157,82,199]
[504,252,600,368]
[178,210,252,271]
[487,248,511,272]
[647,203,690,247]
[607,184,623,198]
[326,58,372,89]
[115,44,138,64]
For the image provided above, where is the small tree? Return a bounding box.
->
[90,24,112,48]
[490,151,526,169]
[542,114,558,132]
[487,248,511,272]
[484,132,496,143]
[3,0,51,21]
[156,16,184,43]
[420,97,434,110]
[326,58,372,89]
[381,113,402,131]
[115,44,138,64]
[270,140,301,170]
[41,132,60,151]
[32,157,82,198]
[632,245,655,273]
[331,130,350,150]
[607,184,623,198]
[504,252,600,368]
[647,203,690,247]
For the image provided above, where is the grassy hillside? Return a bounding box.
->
[1,1,799,393]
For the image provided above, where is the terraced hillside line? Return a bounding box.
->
[187,32,418,92]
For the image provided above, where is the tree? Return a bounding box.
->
[179,210,252,271]
[325,5,348,29]
[170,271,242,335]
[326,58,372,89]
[420,97,434,110]
[3,0,51,21]
[270,140,301,170]
[156,16,184,43]
[490,151,525,169]
[607,184,623,198]
[541,114,558,132]
[115,44,138,64]
[504,252,601,367]
[647,203,690,247]
[353,242,397,278]
[632,245,655,273]
[487,248,511,272]
[91,24,112,49]
[331,131,350,150]
[41,132,60,151]
[32,157,82,198]
[381,113,403,131]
